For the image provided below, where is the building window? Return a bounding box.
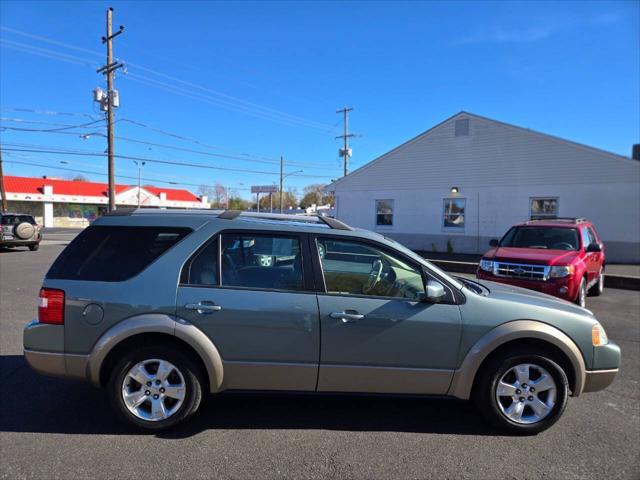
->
[443,198,466,228]
[530,198,558,219]
[455,119,469,137]
[375,199,394,226]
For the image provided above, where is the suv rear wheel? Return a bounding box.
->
[108,345,203,431]
[474,348,569,434]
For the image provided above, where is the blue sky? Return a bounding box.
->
[1,0,638,199]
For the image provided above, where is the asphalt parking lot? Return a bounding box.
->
[1,242,639,479]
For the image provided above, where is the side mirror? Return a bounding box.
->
[421,280,446,303]
[489,239,499,247]
[586,243,602,253]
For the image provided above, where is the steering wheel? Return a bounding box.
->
[551,242,574,250]
[363,259,384,294]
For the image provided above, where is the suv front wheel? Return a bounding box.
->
[474,348,569,434]
[108,345,204,431]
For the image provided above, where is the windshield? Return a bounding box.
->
[500,226,579,251]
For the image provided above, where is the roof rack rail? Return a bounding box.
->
[217,210,242,220]
[528,217,588,224]
[104,207,137,216]
[315,215,353,231]
[217,210,353,231]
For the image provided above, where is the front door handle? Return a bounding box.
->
[185,302,222,314]
[330,311,365,323]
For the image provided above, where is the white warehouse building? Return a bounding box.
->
[328,112,640,263]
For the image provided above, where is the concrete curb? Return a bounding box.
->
[424,258,640,291]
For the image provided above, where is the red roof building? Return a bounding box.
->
[1,175,208,227]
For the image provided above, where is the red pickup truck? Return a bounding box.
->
[476,218,605,308]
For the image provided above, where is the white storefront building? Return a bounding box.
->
[328,112,640,263]
[1,175,209,228]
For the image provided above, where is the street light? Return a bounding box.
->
[280,170,303,213]
[133,160,146,207]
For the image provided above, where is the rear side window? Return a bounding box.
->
[220,233,304,291]
[47,226,191,281]
[1,215,35,225]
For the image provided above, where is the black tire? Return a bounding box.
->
[473,348,569,435]
[28,244,39,251]
[589,269,604,297]
[575,277,587,308]
[107,344,203,432]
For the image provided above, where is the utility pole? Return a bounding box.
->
[0,145,7,212]
[97,8,124,212]
[279,156,284,213]
[134,160,145,207]
[336,107,355,177]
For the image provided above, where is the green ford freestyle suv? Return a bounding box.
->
[24,209,620,433]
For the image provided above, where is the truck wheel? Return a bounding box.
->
[474,348,569,435]
[29,244,39,251]
[108,345,203,432]
[589,269,604,297]
[575,277,587,308]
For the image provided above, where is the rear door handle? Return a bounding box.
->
[330,311,365,323]
[185,302,222,314]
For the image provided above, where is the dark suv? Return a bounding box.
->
[0,212,42,251]
[477,218,605,307]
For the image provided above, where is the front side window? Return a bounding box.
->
[501,227,579,251]
[221,234,304,291]
[530,198,558,219]
[443,198,465,228]
[317,238,424,300]
[375,200,394,226]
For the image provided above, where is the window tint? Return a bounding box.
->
[375,200,394,226]
[47,226,191,281]
[221,234,304,291]
[501,227,579,251]
[318,238,424,300]
[1,215,36,225]
[587,227,598,246]
[185,238,219,286]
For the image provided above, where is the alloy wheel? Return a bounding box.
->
[121,359,186,422]
[495,363,557,424]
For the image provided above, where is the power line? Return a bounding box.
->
[5,151,254,191]
[0,118,105,133]
[1,146,334,179]
[1,26,336,132]
[0,107,100,119]
[124,65,333,131]
[0,125,337,171]
[3,158,250,190]
[1,114,340,170]
[0,39,97,66]
[123,73,330,132]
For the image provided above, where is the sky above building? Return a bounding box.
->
[1,0,638,199]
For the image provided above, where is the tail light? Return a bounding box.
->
[38,288,65,324]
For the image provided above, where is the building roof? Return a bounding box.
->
[3,175,200,202]
[329,111,636,189]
